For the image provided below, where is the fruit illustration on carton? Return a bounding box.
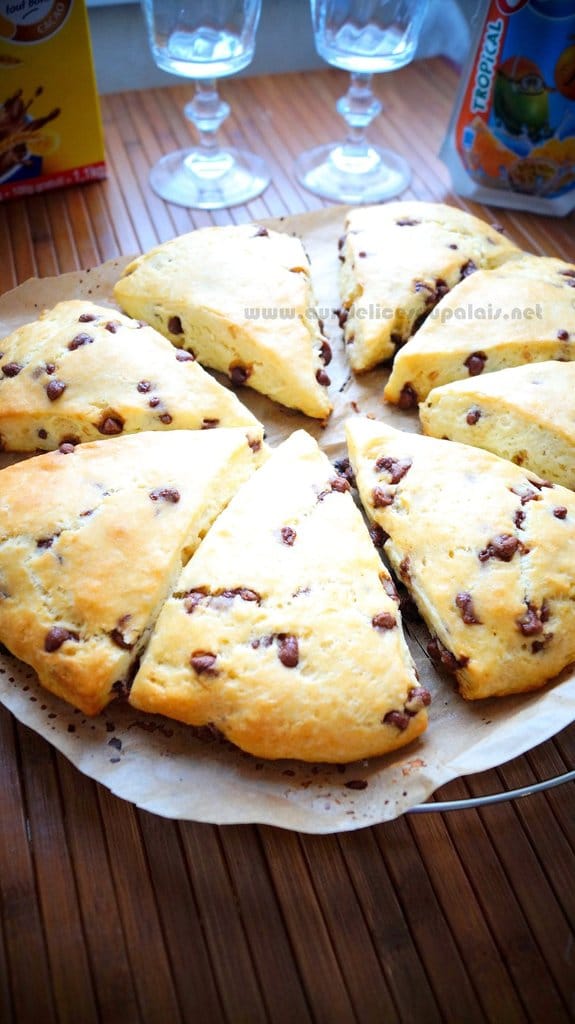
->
[494,55,553,140]
[441,0,575,215]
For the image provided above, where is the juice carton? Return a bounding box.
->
[0,0,106,200]
[441,0,575,216]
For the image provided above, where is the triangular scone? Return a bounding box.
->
[346,417,575,700]
[384,255,575,407]
[130,430,428,763]
[0,428,265,714]
[339,201,519,372]
[0,299,260,452]
[420,361,575,490]
[113,224,333,420]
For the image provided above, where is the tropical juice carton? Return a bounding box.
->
[441,0,575,216]
[0,0,105,200]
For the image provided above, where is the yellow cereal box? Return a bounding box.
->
[0,0,105,200]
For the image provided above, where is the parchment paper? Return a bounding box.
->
[0,206,573,833]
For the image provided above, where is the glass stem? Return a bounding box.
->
[336,73,382,158]
[183,80,234,179]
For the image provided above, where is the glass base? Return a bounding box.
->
[149,146,270,209]
[295,142,411,204]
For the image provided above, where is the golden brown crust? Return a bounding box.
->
[0,428,265,714]
[420,361,575,489]
[384,255,575,406]
[346,416,575,700]
[339,201,520,373]
[131,430,427,762]
[113,224,333,419]
[0,299,259,451]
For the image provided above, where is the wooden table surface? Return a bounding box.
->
[0,59,574,1024]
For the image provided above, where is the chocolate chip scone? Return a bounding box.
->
[130,430,428,763]
[113,224,333,420]
[0,427,265,715]
[338,200,519,373]
[420,361,575,490]
[0,299,260,452]
[384,255,575,408]
[346,417,575,700]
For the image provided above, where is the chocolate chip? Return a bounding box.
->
[517,604,544,636]
[109,628,134,650]
[375,455,412,484]
[68,332,93,350]
[58,442,75,455]
[466,406,482,425]
[398,383,418,409]
[230,364,251,387]
[320,340,332,366]
[175,350,195,362]
[510,485,540,505]
[358,251,367,258]
[2,362,22,377]
[148,397,160,408]
[316,368,331,386]
[344,779,368,790]
[370,524,386,548]
[396,218,420,226]
[380,574,398,600]
[447,243,459,250]
[333,456,356,488]
[337,234,346,251]
[190,651,218,674]
[248,436,262,453]
[45,362,56,375]
[224,588,260,603]
[557,329,570,341]
[372,612,396,630]
[137,380,152,393]
[460,259,477,279]
[478,534,519,562]
[277,634,299,668]
[149,487,180,503]
[79,312,98,323]
[553,506,568,519]
[337,308,349,328]
[455,591,481,624]
[464,352,487,376]
[383,710,410,730]
[427,637,468,673]
[44,626,79,652]
[97,414,124,435]
[105,321,121,333]
[398,557,411,582]
[37,536,56,549]
[281,526,296,545]
[405,686,431,712]
[201,418,219,429]
[168,315,184,334]
[372,486,393,508]
[46,379,67,401]
[253,226,269,237]
[330,475,350,493]
[251,635,274,650]
[183,590,207,614]
[514,509,526,530]
[159,413,172,424]
[559,269,575,279]
[37,428,48,439]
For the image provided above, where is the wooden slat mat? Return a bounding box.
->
[0,60,573,1024]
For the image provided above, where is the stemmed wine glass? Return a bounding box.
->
[142,0,270,208]
[295,0,429,203]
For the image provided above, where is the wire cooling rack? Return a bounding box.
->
[409,767,575,813]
